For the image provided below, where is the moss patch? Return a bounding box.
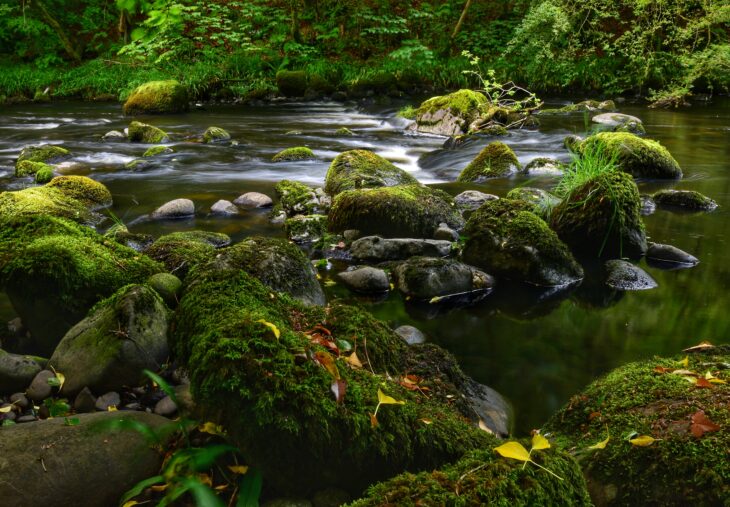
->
[34,166,54,184]
[328,185,463,239]
[15,145,69,170]
[46,175,112,209]
[142,145,173,157]
[284,214,328,243]
[325,150,418,196]
[128,121,169,143]
[202,126,230,143]
[272,146,316,162]
[545,346,730,507]
[275,179,320,217]
[144,234,216,281]
[276,70,308,97]
[122,79,189,115]
[457,142,522,182]
[416,90,487,121]
[579,132,682,179]
[16,160,52,178]
[652,189,718,211]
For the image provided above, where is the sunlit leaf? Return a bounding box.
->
[531,433,551,451]
[199,422,226,435]
[228,465,249,475]
[683,341,715,352]
[346,351,363,368]
[313,351,340,379]
[122,501,142,507]
[588,435,610,450]
[256,319,280,339]
[679,356,689,368]
[420,418,433,425]
[0,405,12,413]
[629,435,656,447]
[494,441,531,462]
[107,405,118,412]
[377,389,405,405]
[670,369,696,376]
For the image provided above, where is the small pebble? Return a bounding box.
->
[10,393,29,409]
[26,370,54,401]
[154,395,178,417]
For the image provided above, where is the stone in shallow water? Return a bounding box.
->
[604,260,657,291]
[150,198,195,220]
[210,199,238,215]
[646,242,699,268]
[350,236,452,262]
[337,267,390,294]
[234,192,273,208]
[652,189,718,211]
[394,325,426,345]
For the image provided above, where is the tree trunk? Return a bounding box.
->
[30,0,81,62]
[452,0,473,40]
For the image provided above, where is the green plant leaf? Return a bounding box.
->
[237,467,263,507]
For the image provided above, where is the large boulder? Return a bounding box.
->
[578,132,682,179]
[122,79,189,115]
[144,231,227,280]
[0,349,43,394]
[0,411,169,507]
[652,189,718,211]
[276,70,308,97]
[550,170,647,259]
[545,346,730,506]
[328,185,463,239]
[14,145,70,175]
[49,285,170,396]
[413,89,488,136]
[463,199,583,287]
[457,142,522,182]
[324,150,418,196]
[0,215,163,355]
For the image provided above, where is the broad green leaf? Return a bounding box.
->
[120,474,165,504]
[256,319,280,339]
[179,477,225,507]
[237,468,263,507]
[629,435,656,447]
[143,369,177,405]
[377,389,405,405]
[494,441,531,462]
[531,433,551,451]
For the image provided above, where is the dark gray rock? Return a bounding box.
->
[73,387,96,413]
[0,350,43,394]
[463,381,512,438]
[0,411,168,507]
[646,243,699,267]
[9,392,29,409]
[652,189,718,211]
[16,414,37,423]
[234,192,273,209]
[337,267,390,294]
[153,395,177,416]
[605,260,658,291]
[394,257,494,300]
[150,198,195,220]
[394,325,426,345]
[453,190,499,211]
[434,223,459,241]
[350,236,452,262]
[210,199,238,215]
[26,369,55,401]
[95,391,121,411]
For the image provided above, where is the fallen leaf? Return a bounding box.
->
[122,502,142,507]
[670,369,696,376]
[377,389,405,405]
[0,405,13,413]
[256,320,280,340]
[679,356,689,368]
[331,379,347,404]
[629,435,656,447]
[214,484,229,491]
[228,465,249,475]
[478,419,494,434]
[654,366,673,374]
[150,484,169,492]
[683,341,715,353]
[420,418,433,425]
[695,378,714,389]
[494,441,531,462]
[704,371,727,384]
[429,296,443,304]
[107,405,118,412]
[690,410,721,438]
[313,351,340,379]
[589,411,602,420]
[531,433,551,451]
[55,372,65,391]
[346,351,363,369]
[587,435,610,450]
[199,422,225,435]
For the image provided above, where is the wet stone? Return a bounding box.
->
[95,391,121,411]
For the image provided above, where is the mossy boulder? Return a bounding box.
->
[275,180,321,217]
[414,89,488,136]
[578,132,682,179]
[463,199,583,287]
[352,444,591,506]
[328,185,464,239]
[147,272,183,307]
[34,166,54,184]
[457,142,522,182]
[202,126,231,143]
[172,268,493,495]
[272,146,316,162]
[0,349,43,394]
[142,145,173,157]
[15,145,70,171]
[46,175,112,209]
[284,214,328,243]
[128,121,169,144]
[48,284,170,396]
[144,232,220,281]
[652,189,718,211]
[539,100,616,114]
[197,236,325,306]
[550,171,647,259]
[0,215,163,355]
[545,346,730,506]
[276,70,308,97]
[506,187,561,218]
[122,80,189,115]
[393,257,494,300]
[16,160,52,178]
[324,150,418,196]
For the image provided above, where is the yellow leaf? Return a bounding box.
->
[531,433,551,451]
[107,405,117,412]
[377,389,405,405]
[588,435,610,450]
[420,418,433,425]
[629,435,656,447]
[122,501,142,507]
[214,485,229,491]
[683,377,698,384]
[346,351,363,369]
[389,283,395,290]
[670,369,696,376]
[227,465,249,475]
[199,422,225,435]
[679,356,689,368]
[494,441,531,462]
[429,296,443,304]
[0,405,13,413]
[708,378,727,385]
[256,320,280,339]
[150,484,169,492]
[478,419,494,434]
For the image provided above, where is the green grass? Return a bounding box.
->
[553,141,619,199]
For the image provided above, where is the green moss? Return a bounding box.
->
[46,175,112,209]
[272,146,316,162]
[128,121,169,143]
[480,124,509,136]
[144,234,216,281]
[16,160,52,178]
[34,166,54,184]
[142,145,173,157]
[457,142,522,182]
[122,80,189,115]
[202,126,231,143]
[416,89,488,120]
[157,230,231,248]
[335,127,355,136]
[463,199,583,287]
[275,180,320,217]
[351,444,590,506]
[15,145,70,169]
[545,346,730,507]
[539,100,616,114]
[328,185,464,239]
[550,170,647,259]
[172,268,493,495]
[284,214,328,243]
[276,70,308,97]
[505,187,561,218]
[147,272,183,307]
[325,150,418,196]
[396,106,417,120]
[579,132,682,179]
[652,189,718,211]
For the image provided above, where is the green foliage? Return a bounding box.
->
[554,141,619,199]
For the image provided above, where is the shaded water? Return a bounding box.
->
[1,97,729,434]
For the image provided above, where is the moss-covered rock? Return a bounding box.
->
[652,189,718,211]
[545,346,730,507]
[325,150,418,196]
[457,142,522,182]
[328,185,464,239]
[144,233,217,281]
[15,145,70,171]
[506,187,561,218]
[592,112,646,135]
[284,214,328,243]
[524,157,566,176]
[550,171,647,259]
[202,126,230,143]
[147,272,183,307]
[578,132,682,179]
[128,121,169,144]
[122,80,189,115]
[0,215,163,355]
[393,257,493,300]
[142,145,173,157]
[539,99,616,114]
[274,180,321,217]
[272,146,316,162]
[46,176,112,209]
[414,89,488,136]
[276,70,308,97]
[335,127,354,136]
[16,160,52,178]
[463,199,583,287]
[197,236,325,306]
[34,166,54,184]
[351,444,591,506]
[172,268,493,495]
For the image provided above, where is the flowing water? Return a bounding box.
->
[1,97,729,434]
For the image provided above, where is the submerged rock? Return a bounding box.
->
[328,185,463,239]
[337,267,390,294]
[640,194,656,215]
[150,198,194,220]
[272,146,316,162]
[646,242,699,267]
[592,112,645,134]
[15,144,70,172]
[457,142,522,182]
[350,236,452,262]
[578,132,682,179]
[142,145,173,157]
[128,121,169,143]
[234,191,273,209]
[463,199,583,287]
[652,189,718,211]
[49,285,169,396]
[604,259,657,290]
[123,79,189,115]
[394,257,494,300]
[324,150,417,196]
